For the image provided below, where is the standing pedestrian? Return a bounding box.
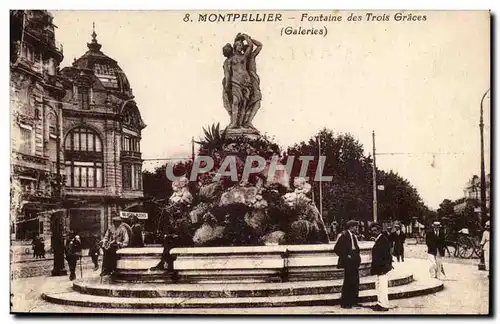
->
[65,232,82,281]
[31,235,39,259]
[101,216,129,276]
[426,221,446,280]
[390,224,406,262]
[37,237,45,258]
[331,222,337,241]
[88,235,101,271]
[333,220,361,309]
[129,216,144,248]
[480,221,490,277]
[370,222,394,311]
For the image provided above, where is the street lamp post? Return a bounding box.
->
[51,102,66,276]
[372,130,378,223]
[318,135,323,219]
[479,89,489,224]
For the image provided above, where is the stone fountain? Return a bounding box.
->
[42,33,443,311]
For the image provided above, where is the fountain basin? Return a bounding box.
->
[115,242,374,283]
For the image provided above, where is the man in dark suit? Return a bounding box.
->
[426,221,446,279]
[65,231,82,281]
[370,222,394,311]
[390,224,406,262]
[333,220,361,308]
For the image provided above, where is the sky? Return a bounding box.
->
[50,10,490,209]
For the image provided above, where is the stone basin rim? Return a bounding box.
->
[117,242,374,256]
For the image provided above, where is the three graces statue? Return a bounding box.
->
[222,33,262,132]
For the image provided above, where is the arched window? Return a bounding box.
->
[64,127,103,188]
[64,127,102,152]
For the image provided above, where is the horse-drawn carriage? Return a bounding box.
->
[444,228,482,259]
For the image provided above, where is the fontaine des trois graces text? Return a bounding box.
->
[183,12,428,37]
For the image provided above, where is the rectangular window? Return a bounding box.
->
[96,166,103,187]
[73,167,80,187]
[81,167,88,188]
[20,128,32,154]
[65,165,72,186]
[67,163,103,188]
[88,167,95,187]
[122,164,132,189]
[78,87,89,110]
[135,165,142,190]
[123,135,130,151]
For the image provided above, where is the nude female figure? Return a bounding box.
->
[243,35,263,130]
[222,33,254,128]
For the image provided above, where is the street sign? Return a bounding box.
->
[377,185,385,190]
[120,211,148,220]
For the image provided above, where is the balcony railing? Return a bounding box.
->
[64,150,103,161]
[14,152,49,166]
[21,189,53,200]
[120,151,142,160]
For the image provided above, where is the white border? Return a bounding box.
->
[2,1,498,323]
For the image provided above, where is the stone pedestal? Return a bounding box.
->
[225,127,260,139]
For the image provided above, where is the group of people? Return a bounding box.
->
[334,220,395,311]
[425,220,490,279]
[62,215,144,281]
[334,218,491,311]
[31,235,46,259]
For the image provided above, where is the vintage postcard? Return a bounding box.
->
[10,10,490,315]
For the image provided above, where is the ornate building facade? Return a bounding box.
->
[10,11,146,247]
[59,28,146,242]
[10,10,66,242]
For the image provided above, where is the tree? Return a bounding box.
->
[287,128,428,228]
[377,170,426,225]
[287,129,373,226]
[437,199,455,219]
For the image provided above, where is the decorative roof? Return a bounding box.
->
[72,23,132,96]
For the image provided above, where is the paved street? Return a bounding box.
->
[10,251,96,280]
[10,243,490,314]
[10,242,482,280]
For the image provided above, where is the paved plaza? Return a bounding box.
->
[10,243,490,315]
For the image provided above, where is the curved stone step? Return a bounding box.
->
[42,278,443,309]
[112,263,373,283]
[114,267,375,283]
[73,273,413,298]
